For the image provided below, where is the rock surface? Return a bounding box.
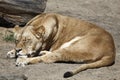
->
[0,0,47,27]
[0,74,27,80]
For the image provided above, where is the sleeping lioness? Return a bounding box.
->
[7,13,115,78]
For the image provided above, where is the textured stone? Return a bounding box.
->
[0,0,47,27]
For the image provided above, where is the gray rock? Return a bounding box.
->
[0,0,47,26]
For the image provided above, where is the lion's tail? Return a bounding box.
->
[63,56,114,78]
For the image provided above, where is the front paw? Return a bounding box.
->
[7,49,16,58]
[16,56,29,67]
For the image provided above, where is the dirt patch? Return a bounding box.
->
[0,0,120,80]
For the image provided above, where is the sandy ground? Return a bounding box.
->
[0,0,120,80]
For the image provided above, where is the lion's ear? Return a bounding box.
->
[31,25,45,39]
[13,25,22,33]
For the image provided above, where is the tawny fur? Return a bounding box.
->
[8,13,115,78]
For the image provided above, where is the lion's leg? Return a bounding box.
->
[16,56,43,67]
[16,51,62,66]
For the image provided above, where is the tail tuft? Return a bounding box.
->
[63,71,73,78]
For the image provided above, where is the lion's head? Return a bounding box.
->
[7,25,45,58]
[7,14,58,58]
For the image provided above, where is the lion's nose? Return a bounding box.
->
[16,48,22,52]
